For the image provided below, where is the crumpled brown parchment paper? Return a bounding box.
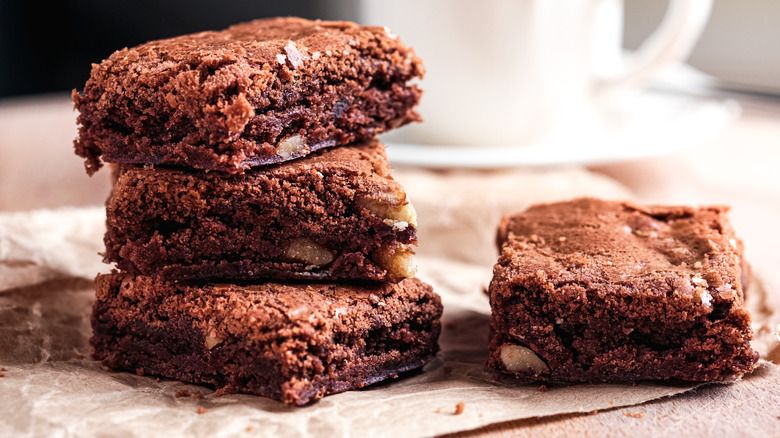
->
[0,190,777,437]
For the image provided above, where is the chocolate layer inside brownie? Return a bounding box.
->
[91,274,442,406]
[488,198,758,382]
[104,139,417,283]
[73,17,423,174]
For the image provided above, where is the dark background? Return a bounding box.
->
[0,0,344,98]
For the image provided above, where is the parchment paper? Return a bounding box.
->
[0,205,777,438]
[0,207,108,291]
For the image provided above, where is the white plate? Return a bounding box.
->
[385,90,740,168]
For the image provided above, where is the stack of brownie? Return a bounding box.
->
[73,17,442,406]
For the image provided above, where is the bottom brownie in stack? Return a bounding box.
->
[91,274,442,406]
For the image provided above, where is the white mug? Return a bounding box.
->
[357,0,713,147]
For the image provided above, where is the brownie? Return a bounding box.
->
[488,198,758,383]
[73,17,424,174]
[92,274,441,405]
[104,138,417,283]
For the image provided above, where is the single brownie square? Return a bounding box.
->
[91,274,442,406]
[104,138,417,283]
[488,198,758,382]
[73,17,424,174]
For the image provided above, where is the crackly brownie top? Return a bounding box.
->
[101,17,418,71]
[98,274,437,343]
[495,198,744,301]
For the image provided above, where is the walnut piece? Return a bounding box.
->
[204,335,224,350]
[285,238,334,267]
[500,344,548,374]
[358,191,418,228]
[374,244,416,279]
[276,134,309,159]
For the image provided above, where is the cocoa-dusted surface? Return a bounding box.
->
[91,274,442,406]
[104,139,416,283]
[73,17,424,174]
[488,198,758,382]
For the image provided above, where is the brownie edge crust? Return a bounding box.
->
[91,274,442,406]
[488,198,758,383]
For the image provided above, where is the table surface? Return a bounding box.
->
[1,93,779,437]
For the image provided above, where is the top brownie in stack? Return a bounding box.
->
[488,198,758,382]
[73,17,424,174]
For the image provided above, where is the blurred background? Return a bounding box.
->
[1,0,779,98]
[0,0,323,97]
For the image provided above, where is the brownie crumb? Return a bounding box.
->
[197,407,208,415]
[213,388,227,398]
[191,393,203,400]
[73,353,85,360]
[175,390,190,398]
[0,367,6,371]
[454,402,465,415]
[624,412,645,419]
[538,385,548,392]
[135,368,145,376]
[0,372,5,378]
